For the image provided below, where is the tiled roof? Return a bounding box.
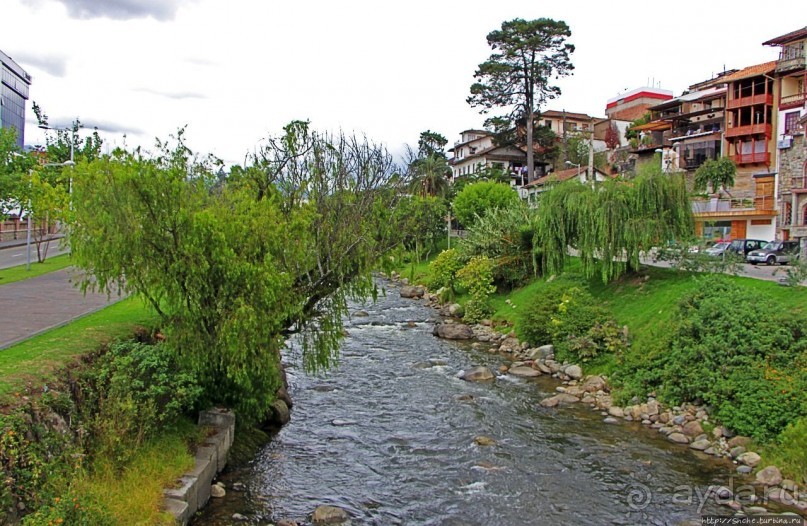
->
[763,27,807,46]
[715,61,777,83]
[540,109,594,121]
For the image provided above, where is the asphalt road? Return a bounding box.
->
[0,241,70,270]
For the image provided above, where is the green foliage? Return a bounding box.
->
[21,491,111,526]
[468,18,575,180]
[427,248,465,299]
[694,157,736,194]
[517,280,622,362]
[391,195,447,260]
[67,122,400,424]
[32,103,103,164]
[452,181,519,228]
[78,341,201,466]
[1,128,35,212]
[460,204,538,288]
[457,256,496,322]
[620,275,807,441]
[761,418,807,484]
[534,163,693,283]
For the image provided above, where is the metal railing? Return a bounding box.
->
[691,195,775,214]
[730,152,770,165]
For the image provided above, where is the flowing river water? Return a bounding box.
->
[195,280,744,525]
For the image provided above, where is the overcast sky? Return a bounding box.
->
[3,0,801,166]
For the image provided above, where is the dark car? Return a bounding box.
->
[746,240,800,265]
[704,238,767,258]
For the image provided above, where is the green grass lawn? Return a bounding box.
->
[0,253,73,285]
[0,297,157,400]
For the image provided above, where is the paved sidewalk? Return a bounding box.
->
[0,268,121,349]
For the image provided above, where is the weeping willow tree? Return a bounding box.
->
[67,122,403,423]
[534,163,693,283]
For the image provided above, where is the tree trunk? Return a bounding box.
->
[526,107,535,184]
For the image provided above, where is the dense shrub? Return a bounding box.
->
[457,256,496,323]
[80,341,201,465]
[517,281,624,362]
[451,181,519,228]
[460,205,539,288]
[624,275,807,441]
[427,249,465,300]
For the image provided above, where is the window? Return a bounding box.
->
[544,120,552,128]
[784,111,800,135]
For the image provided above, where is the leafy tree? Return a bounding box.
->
[604,122,621,150]
[452,181,519,228]
[565,133,590,167]
[390,194,447,261]
[67,122,403,423]
[417,130,448,158]
[694,157,736,195]
[32,102,103,163]
[534,162,693,283]
[26,169,70,262]
[0,128,34,214]
[468,18,574,183]
[406,130,451,197]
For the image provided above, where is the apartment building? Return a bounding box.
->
[0,49,32,148]
[764,27,807,248]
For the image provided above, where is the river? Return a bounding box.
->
[195,280,739,525]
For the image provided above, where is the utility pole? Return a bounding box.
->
[587,119,595,183]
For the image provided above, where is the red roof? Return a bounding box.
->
[715,61,777,83]
[763,27,807,46]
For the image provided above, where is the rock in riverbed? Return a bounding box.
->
[508,366,541,378]
[460,366,495,382]
[433,323,474,340]
[400,285,426,299]
[539,393,580,408]
[312,505,350,524]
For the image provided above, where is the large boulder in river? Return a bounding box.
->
[269,399,291,426]
[312,505,350,524]
[539,393,580,408]
[461,366,495,382]
[508,366,541,378]
[400,285,426,299]
[433,323,474,340]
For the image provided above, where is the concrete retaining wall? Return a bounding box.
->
[163,408,235,525]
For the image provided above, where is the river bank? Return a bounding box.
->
[402,274,807,520]
[193,278,776,525]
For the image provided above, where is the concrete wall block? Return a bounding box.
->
[198,408,236,430]
[163,497,190,526]
[187,456,215,508]
[163,476,198,517]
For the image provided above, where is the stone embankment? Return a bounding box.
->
[389,274,807,518]
[163,409,236,525]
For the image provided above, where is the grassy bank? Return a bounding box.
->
[404,253,807,484]
[0,298,203,525]
[0,253,72,285]
[0,296,157,399]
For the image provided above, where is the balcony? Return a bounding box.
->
[725,123,772,139]
[730,152,770,165]
[692,196,775,216]
[726,93,773,110]
[776,48,806,73]
[780,92,807,110]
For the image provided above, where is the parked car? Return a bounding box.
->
[704,239,768,258]
[746,240,801,265]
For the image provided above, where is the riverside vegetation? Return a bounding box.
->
[396,164,807,514]
[0,121,417,523]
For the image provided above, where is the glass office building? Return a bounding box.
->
[1,50,32,148]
